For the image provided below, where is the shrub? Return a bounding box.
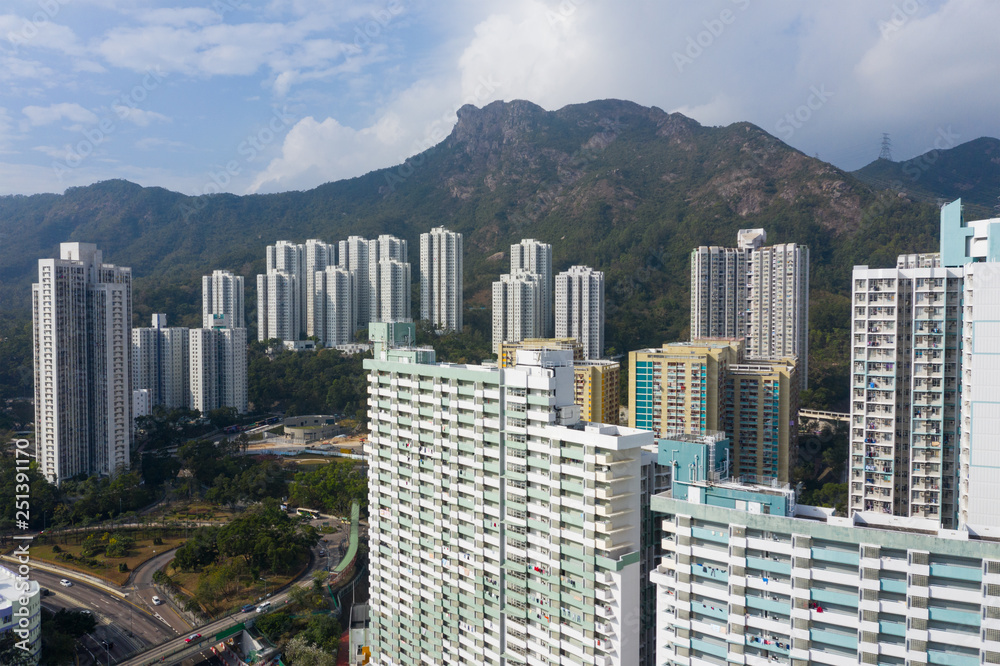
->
[51,545,62,553]
[153,537,163,546]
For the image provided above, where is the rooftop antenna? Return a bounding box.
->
[879,133,893,161]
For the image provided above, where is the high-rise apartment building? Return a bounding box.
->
[498,338,583,369]
[368,234,408,325]
[314,266,355,347]
[261,235,412,343]
[689,228,765,339]
[257,271,297,342]
[373,258,411,323]
[202,269,244,329]
[510,239,553,336]
[650,431,1000,666]
[365,325,652,666]
[630,340,799,484]
[491,270,543,354]
[573,359,621,425]
[961,261,1000,535]
[266,240,306,338]
[746,242,810,384]
[189,316,247,415]
[304,239,335,337]
[849,255,962,523]
[132,314,190,410]
[498,338,619,425]
[630,340,741,438]
[32,242,132,484]
[555,265,605,360]
[420,226,463,331]
[638,448,671,666]
[727,358,799,484]
[339,236,371,332]
[848,200,1000,529]
[690,230,809,387]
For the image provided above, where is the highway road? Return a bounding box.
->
[120,516,352,666]
[128,548,193,635]
[34,569,174,664]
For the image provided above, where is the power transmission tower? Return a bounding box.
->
[879,133,893,161]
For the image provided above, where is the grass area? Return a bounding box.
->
[30,530,187,586]
[147,500,236,524]
[165,551,310,615]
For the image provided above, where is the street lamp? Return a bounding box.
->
[260,577,269,599]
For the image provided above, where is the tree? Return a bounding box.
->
[208,406,240,430]
[255,611,293,642]
[216,499,319,573]
[141,451,181,487]
[301,614,341,652]
[39,608,97,665]
[282,635,337,666]
[0,632,35,666]
[288,460,367,518]
[173,527,219,572]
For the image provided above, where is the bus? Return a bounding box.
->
[296,508,321,519]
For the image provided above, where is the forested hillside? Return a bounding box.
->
[0,99,951,409]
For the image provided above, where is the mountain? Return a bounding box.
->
[852,136,1000,218]
[0,99,944,405]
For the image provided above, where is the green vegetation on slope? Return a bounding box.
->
[0,100,956,411]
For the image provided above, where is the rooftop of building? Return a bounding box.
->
[632,339,742,355]
[0,565,38,611]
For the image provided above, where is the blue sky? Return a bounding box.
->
[1,0,997,196]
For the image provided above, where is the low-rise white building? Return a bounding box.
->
[0,565,41,663]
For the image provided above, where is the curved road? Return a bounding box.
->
[128,548,193,635]
[34,569,173,663]
[121,518,350,666]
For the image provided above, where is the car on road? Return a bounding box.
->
[241,604,255,613]
[256,601,271,613]
[79,609,91,615]
[59,579,72,587]
[151,595,162,605]
[184,633,201,643]
[319,549,325,555]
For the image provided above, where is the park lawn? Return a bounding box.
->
[149,500,236,524]
[31,532,188,586]
[165,551,311,616]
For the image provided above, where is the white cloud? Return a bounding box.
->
[22,103,98,127]
[0,56,54,81]
[72,60,108,73]
[134,136,188,151]
[113,107,171,127]
[4,0,1000,195]
[132,7,224,27]
[0,14,84,56]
